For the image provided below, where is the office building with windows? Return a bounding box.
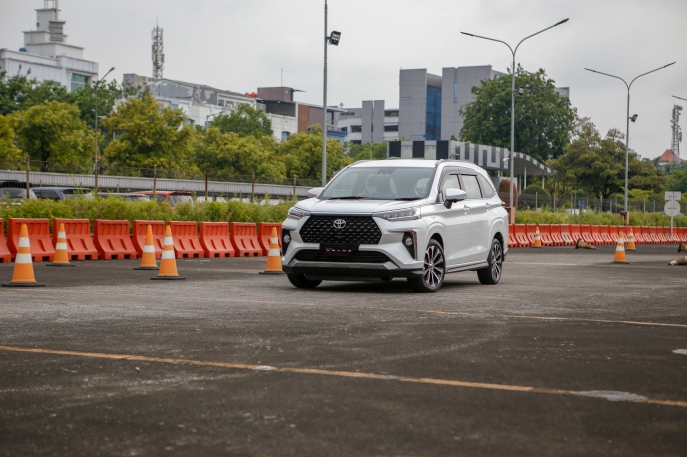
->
[337,100,399,144]
[0,1,99,92]
[398,69,444,141]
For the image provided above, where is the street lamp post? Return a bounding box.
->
[94,66,115,191]
[585,62,675,211]
[322,0,341,187]
[461,19,568,211]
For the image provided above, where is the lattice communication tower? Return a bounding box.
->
[152,24,165,80]
[672,96,685,159]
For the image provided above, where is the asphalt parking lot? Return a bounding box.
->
[1,245,686,456]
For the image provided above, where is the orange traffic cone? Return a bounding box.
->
[678,241,686,253]
[151,225,185,280]
[669,256,687,265]
[259,227,285,275]
[134,225,159,270]
[575,238,597,250]
[2,224,45,287]
[47,223,75,267]
[532,225,543,248]
[626,229,636,251]
[611,232,629,264]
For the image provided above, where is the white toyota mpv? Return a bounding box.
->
[280,159,509,292]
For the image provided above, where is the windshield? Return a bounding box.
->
[319,166,435,200]
[0,188,35,199]
[168,195,193,206]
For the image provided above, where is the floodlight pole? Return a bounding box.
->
[585,62,675,211]
[461,19,568,211]
[94,66,115,192]
[322,0,328,188]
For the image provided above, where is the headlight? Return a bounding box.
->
[287,207,311,220]
[372,207,420,221]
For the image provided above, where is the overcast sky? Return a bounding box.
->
[1,0,685,158]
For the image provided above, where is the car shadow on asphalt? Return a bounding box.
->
[299,278,481,294]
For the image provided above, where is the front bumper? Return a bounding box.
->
[281,215,426,280]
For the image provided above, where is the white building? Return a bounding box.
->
[0,0,99,92]
[124,75,299,143]
[338,101,399,144]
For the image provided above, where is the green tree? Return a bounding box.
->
[0,114,22,159]
[460,66,576,162]
[279,126,353,181]
[102,93,198,171]
[666,165,687,193]
[549,120,664,200]
[346,141,387,161]
[0,72,69,116]
[194,127,285,178]
[12,101,96,164]
[209,104,273,139]
[65,80,122,130]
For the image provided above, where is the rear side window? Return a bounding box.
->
[477,174,496,198]
[461,175,482,199]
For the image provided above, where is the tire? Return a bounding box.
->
[408,240,445,293]
[477,238,503,285]
[287,274,322,289]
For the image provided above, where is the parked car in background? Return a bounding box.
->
[196,196,228,203]
[132,191,194,207]
[97,192,151,202]
[33,187,93,201]
[0,187,37,203]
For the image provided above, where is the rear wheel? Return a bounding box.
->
[287,274,322,289]
[408,240,445,293]
[477,238,503,285]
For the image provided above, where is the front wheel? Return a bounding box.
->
[477,238,503,285]
[408,240,445,293]
[287,274,322,289]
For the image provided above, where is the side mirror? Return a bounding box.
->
[444,188,467,208]
[307,187,324,198]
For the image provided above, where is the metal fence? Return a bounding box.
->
[513,192,686,214]
[0,158,321,188]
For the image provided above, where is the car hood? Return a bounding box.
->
[296,198,429,215]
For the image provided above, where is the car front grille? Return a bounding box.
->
[299,216,382,245]
[294,249,391,264]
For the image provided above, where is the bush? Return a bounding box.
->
[0,197,295,233]
[521,185,549,196]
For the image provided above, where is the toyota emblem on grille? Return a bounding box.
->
[333,219,346,229]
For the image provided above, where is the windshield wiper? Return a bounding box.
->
[394,197,421,201]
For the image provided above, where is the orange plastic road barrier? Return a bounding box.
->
[663,226,676,244]
[47,223,74,267]
[580,225,595,244]
[599,225,614,245]
[0,219,13,264]
[230,222,262,257]
[200,222,235,258]
[632,226,646,244]
[570,224,582,244]
[611,232,629,264]
[134,225,159,270]
[549,225,565,246]
[169,221,205,259]
[513,224,530,247]
[657,227,669,244]
[52,218,99,261]
[93,220,138,260]
[2,224,44,287]
[590,225,605,245]
[538,224,554,246]
[132,221,164,259]
[526,224,538,245]
[679,227,687,243]
[8,218,54,262]
[649,226,662,244]
[626,227,636,251]
[507,225,518,248]
[152,225,185,280]
[608,226,620,244]
[559,224,575,246]
[642,226,653,244]
[258,223,282,256]
[259,227,285,275]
